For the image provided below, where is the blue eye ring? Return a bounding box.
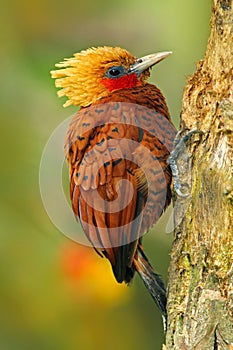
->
[106,66,125,78]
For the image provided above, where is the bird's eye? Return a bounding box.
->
[106,66,125,78]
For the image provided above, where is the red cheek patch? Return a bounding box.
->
[101,73,139,91]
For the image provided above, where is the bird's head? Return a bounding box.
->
[51,46,172,107]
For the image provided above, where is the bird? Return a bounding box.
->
[51,46,177,320]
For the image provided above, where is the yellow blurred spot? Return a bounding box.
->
[59,241,129,305]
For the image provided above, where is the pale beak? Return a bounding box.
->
[129,51,172,75]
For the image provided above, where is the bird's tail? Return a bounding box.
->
[133,243,167,328]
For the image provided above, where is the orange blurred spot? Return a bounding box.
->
[60,242,94,279]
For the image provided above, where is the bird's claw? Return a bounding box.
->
[168,129,203,197]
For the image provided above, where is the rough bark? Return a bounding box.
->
[165,0,233,349]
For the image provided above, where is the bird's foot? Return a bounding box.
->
[168,129,203,197]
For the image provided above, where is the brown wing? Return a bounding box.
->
[65,85,177,283]
[95,84,177,233]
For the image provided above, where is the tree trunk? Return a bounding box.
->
[165,0,233,349]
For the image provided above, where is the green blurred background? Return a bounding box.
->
[0,1,211,349]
